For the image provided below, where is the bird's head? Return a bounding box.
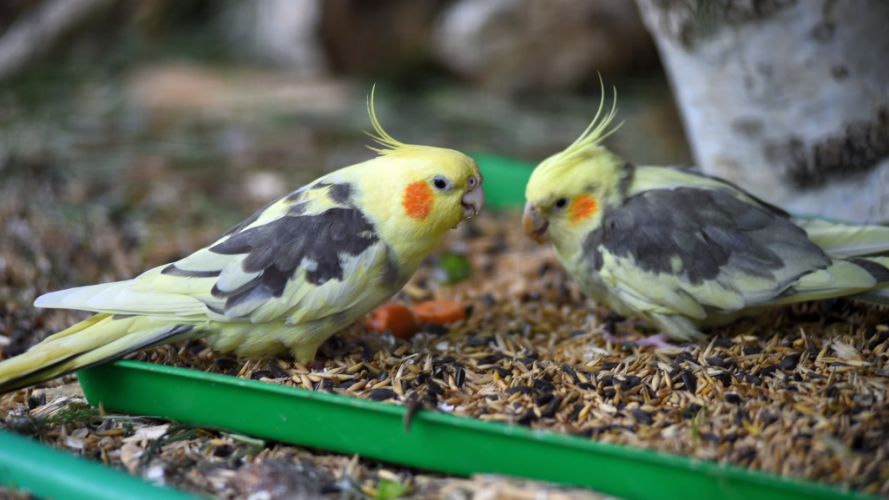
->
[358,89,484,254]
[524,86,627,249]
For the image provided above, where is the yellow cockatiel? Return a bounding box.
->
[0,92,484,393]
[523,88,889,344]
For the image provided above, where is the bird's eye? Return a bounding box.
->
[554,198,568,209]
[433,176,450,190]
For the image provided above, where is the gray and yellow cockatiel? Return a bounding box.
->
[0,93,484,393]
[523,90,889,343]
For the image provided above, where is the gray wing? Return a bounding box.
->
[129,181,396,323]
[586,187,832,316]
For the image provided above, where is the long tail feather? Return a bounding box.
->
[0,314,196,394]
[773,256,889,306]
[797,218,889,257]
[850,256,889,305]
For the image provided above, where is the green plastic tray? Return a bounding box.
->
[470,153,535,209]
[77,360,875,500]
[0,428,196,500]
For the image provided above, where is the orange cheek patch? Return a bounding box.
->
[402,182,434,220]
[569,195,598,223]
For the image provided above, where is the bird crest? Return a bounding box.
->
[365,85,424,157]
[525,77,627,206]
[534,78,622,177]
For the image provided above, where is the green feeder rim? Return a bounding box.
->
[0,428,198,500]
[76,361,878,500]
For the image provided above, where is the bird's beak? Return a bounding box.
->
[461,178,484,219]
[523,202,549,244]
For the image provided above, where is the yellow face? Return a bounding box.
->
[524,83,625,247]
[350,145,484,268]
[390,147,485,234]
[523,147,624,245]
[359,88,484,240]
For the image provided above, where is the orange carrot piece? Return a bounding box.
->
[366,303,418,339]
[413,299,466,326]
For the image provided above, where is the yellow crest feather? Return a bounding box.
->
[365,85,420,156]
[548,76,621,167]
[526,76,625,203]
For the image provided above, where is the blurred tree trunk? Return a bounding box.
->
[224,0,327,75]
[0,0,118,79]
[635,0,889,223]
[225,0,447,78]
[433,0,656,93]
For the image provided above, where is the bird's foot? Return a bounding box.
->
[600,331,626,345]
[634,332,679,350]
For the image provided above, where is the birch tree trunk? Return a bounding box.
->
[635,0,889,223]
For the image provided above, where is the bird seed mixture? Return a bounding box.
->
[131,213,889,496]
[3,211,889,498]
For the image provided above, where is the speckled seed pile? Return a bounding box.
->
[131,213,889,496]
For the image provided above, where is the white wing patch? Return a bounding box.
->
[215,257,260,295]
[35,280,206,317]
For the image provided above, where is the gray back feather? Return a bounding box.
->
[586,187,831,289]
